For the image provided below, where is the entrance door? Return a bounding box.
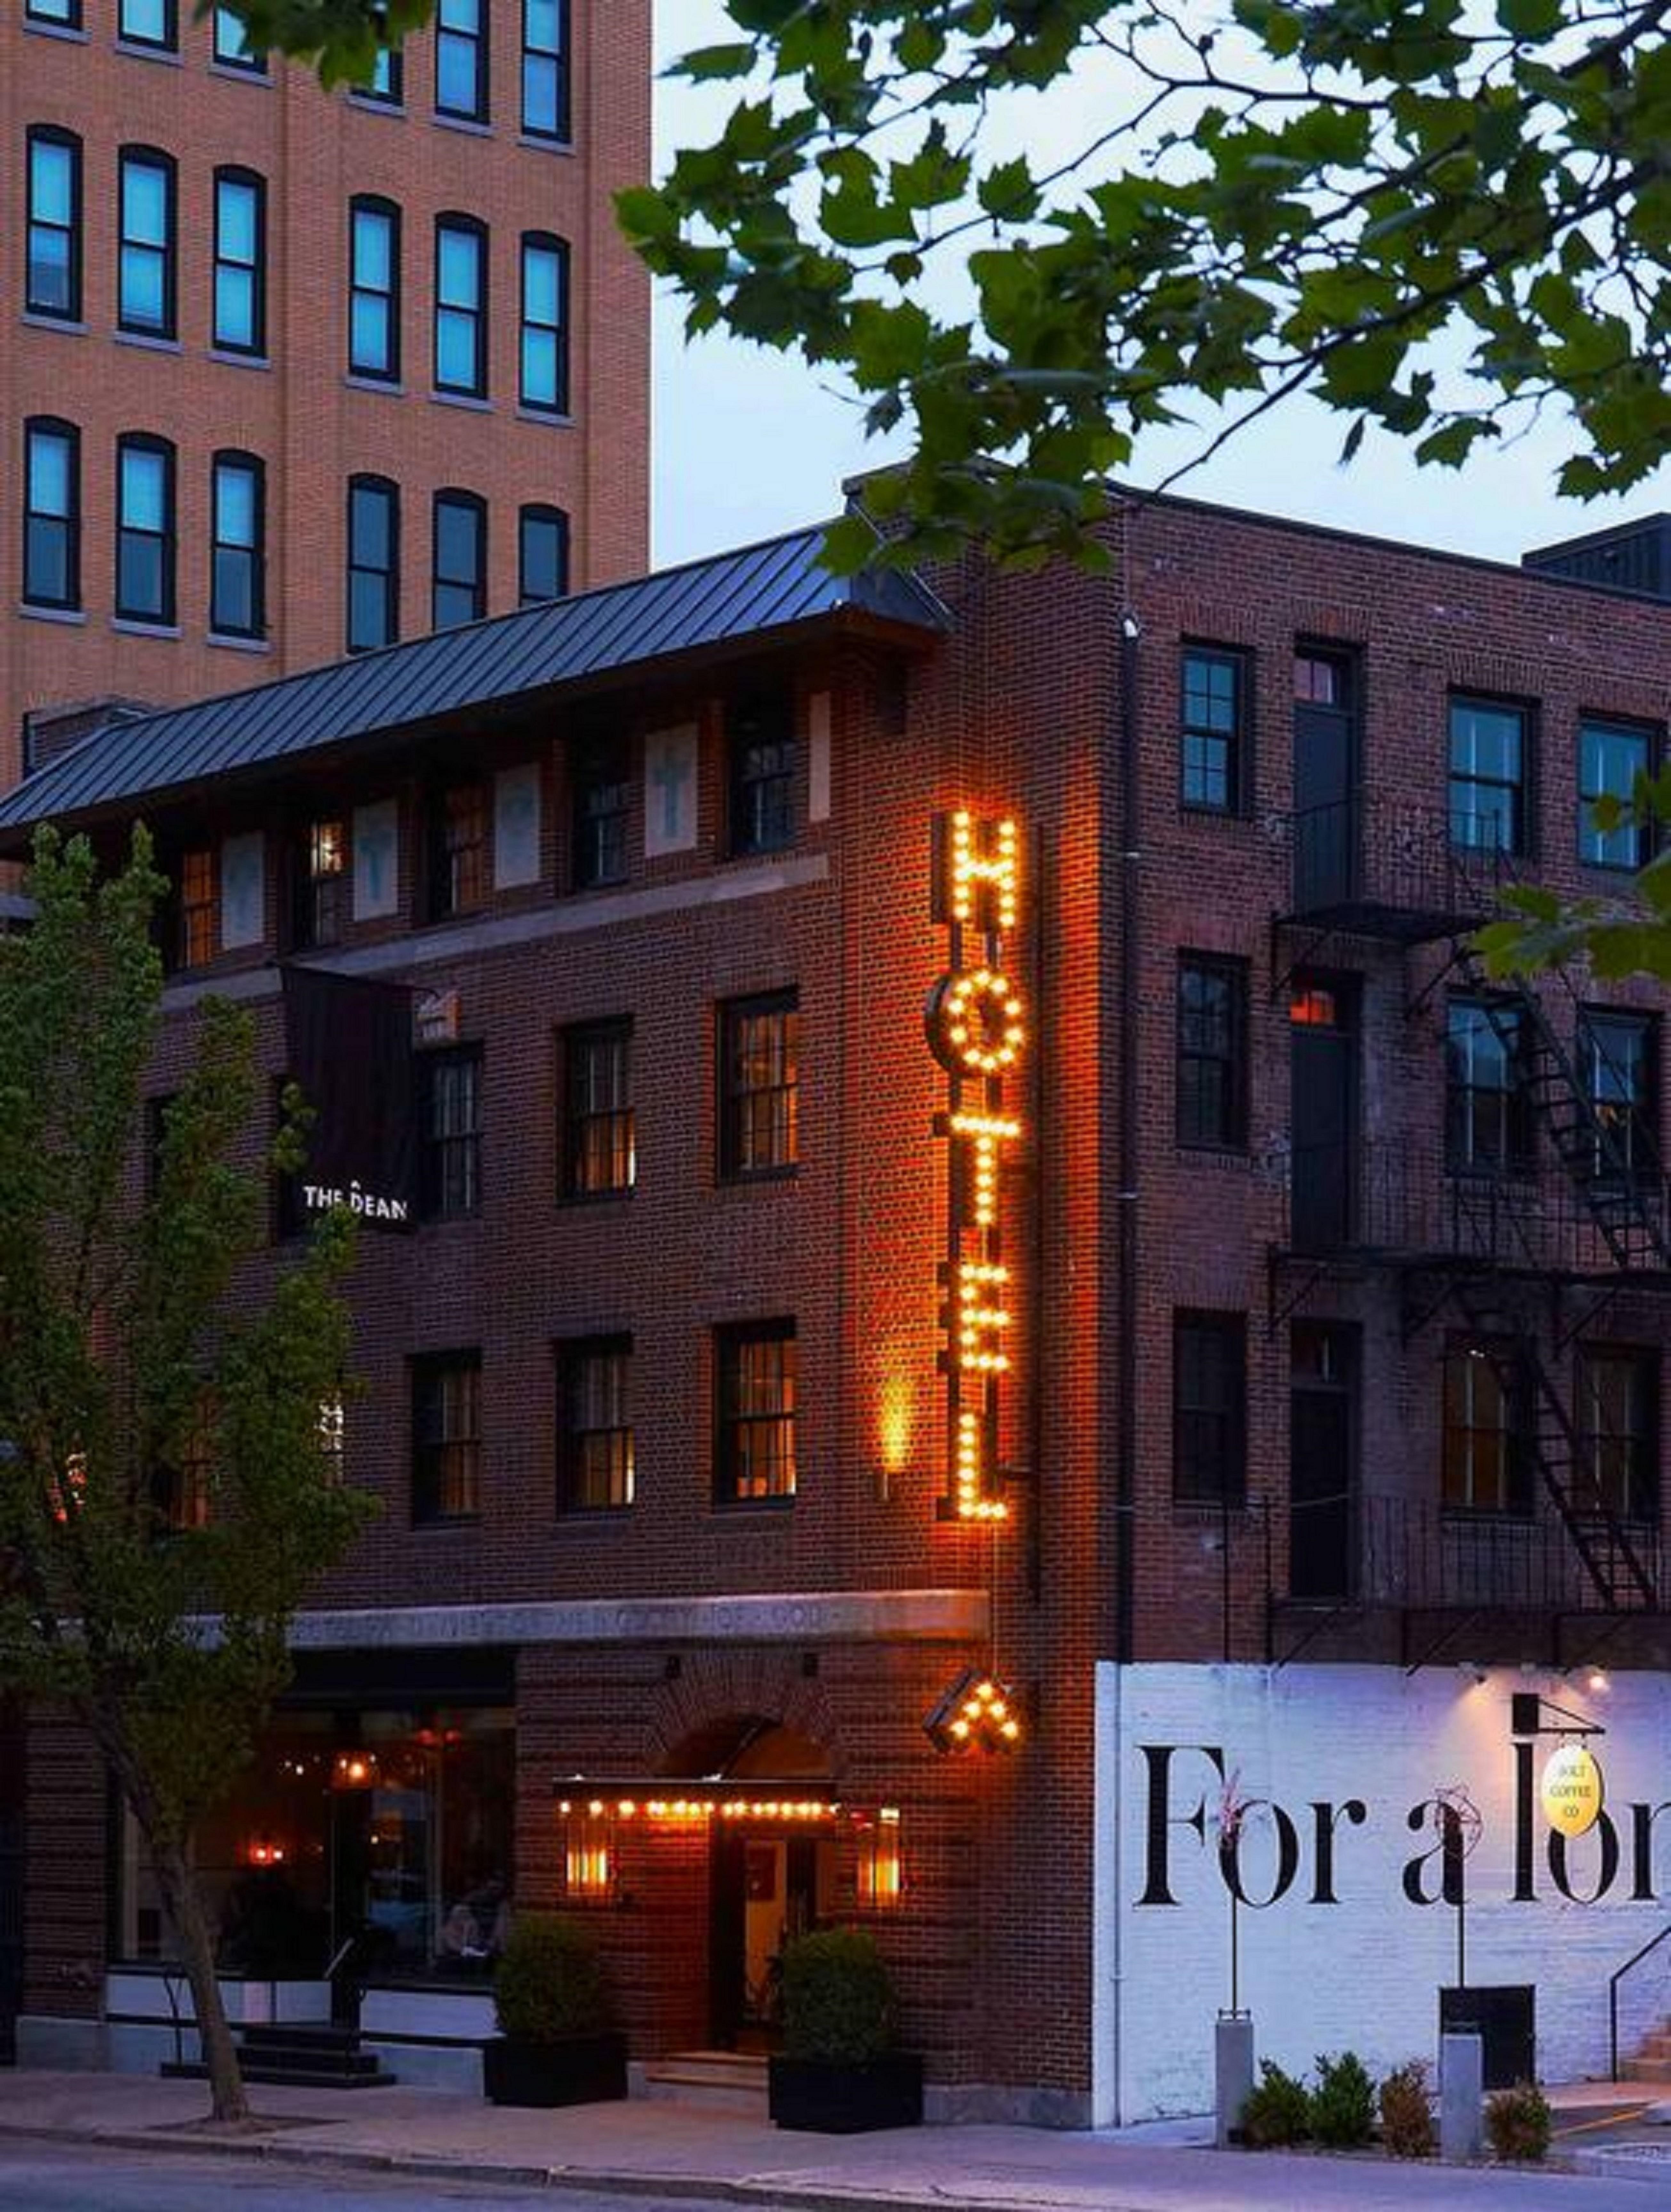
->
[1289,975,1359,1253]
[1289,1323,1358,1600]
[1293,650,1358,912]
[0,1699,21,2065]
[708,1828,748,2049]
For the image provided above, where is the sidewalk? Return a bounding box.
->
[0,2068,1666,2208]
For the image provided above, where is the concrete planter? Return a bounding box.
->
[481,2030,628,2107]
[768,2052,924,2134]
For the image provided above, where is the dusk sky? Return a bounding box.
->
[650,1,1669,572]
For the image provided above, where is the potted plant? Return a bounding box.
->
[768,1928,923,2133]
[482,1913,627,2108]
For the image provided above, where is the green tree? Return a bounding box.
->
[1478,777,1671,982]
[0,830,370,2124]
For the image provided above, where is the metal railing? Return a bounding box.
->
[1279,800,1517,931]
[1611,1922,1671,2082]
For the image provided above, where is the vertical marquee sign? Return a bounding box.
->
[927,810,1026,1521]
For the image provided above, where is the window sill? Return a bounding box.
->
[557,1505,634,1522]
[113,37,181,62]
[1176,1140,1251,1161]
[560,1186,635,1207]
[208,631,271,653]
[345,372,405,395]
[516,406,574,431]
[23,17,89,40]
[433,111,492,136]
[1438,1506,1536,1526]
[19,602,86,626]
[728,840,798,865]
[114,329,182,354]
[347,94,406,117]
[431,389,493,413]
[718,1165,800,1188]
[1179,801,1251,823]
[1172,1496,1252,1519]
[209,347,271,371]
[111,617,182,638]
[20,312,87,335]
[209,61,272,84]
[517,133,575,157]
[411,1515,482,1532]
[711,1495,797,1516]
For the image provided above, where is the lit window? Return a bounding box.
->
[561,1803,613,1902]
[717,1322,797,1503]
[561,1337,634,1511]
[411,1352,481,1520]
[435,0,486,123]
[22,418,78,611]
[521,0,568,139]
[855,1808,903,1909]
[720,992,800,1178]
[118,148,175,338]
[347,475,399,651]
[317,1393,346,1482]
[210,451,265,638]
[293,818,346,950]
[562,1020,634,1198]
[349,198,400,380]
[26,130,81,320]
[176,847,215,969]
[519,234,569,413]
[115,435,175,625]
[213,170,265,355]
[154,1394,214,1532]
[1578,719,1652,871]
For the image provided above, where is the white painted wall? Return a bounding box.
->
[1095,1663,1671,2121]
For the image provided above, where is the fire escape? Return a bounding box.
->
[1268,795,1668,1661]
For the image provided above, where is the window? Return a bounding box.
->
[210,452,264,638]
[212,169,265,355]
[562,1020,634,1198]
[25,0,81,25]
[434,217,487,396]
[716,1322,797,1503]
[426,777,487,918]
[1579,719,1652,871]
[435,0,486,120]
[118,148,176,337]
[728,691,795,855]
[115,435,175,624]
[519,234,568,413]
[1575,1349,1656,1523]
[432,490,485,629]
[560,1337,634,1511]
[1579,1009,1656,1179]
[118,0,174,47]
[27,129,82,320]
[1181,645,1246,813]
[23,419,78,611]
[412,1353,481,1521]
[356,45,402,101]
[154,1395,213,1533]
[1442,1343,1530,1515]
[419,1046,482,1219]
[176,847,215,969]
[293,818,346,950]
[1173,1312,1246,1504]
[1449,695,1529,855]
[720,991,800,1178]
[348,197,400,380]
[519,504,569,606]
[213,5,265,69]
[1446,998,1533,1174]
[1176,955,1247,1150]
[570,735,627,888]
[143,1093,175,1203]
[521,0,569,138]
[347,475,399,651]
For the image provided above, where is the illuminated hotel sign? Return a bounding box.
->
[928,811,1025,1521]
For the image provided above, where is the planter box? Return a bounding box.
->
[769,2052,924,2134]
[482,2030,628,2108]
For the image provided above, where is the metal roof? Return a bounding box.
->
[0,521,949,838]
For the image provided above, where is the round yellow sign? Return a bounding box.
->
[1541,1742,1604,1839]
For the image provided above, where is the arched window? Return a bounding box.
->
[117,145,176,338]
[22,417,80,611]
[26,128,82,321]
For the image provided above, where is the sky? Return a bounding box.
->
[649,1,1668,574]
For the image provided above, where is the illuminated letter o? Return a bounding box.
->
[927,970,1028,1077]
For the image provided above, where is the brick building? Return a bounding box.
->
[1,0,650,791]
[0,495,1667,2119]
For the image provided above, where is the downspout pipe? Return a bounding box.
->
[1114,589,1141,1667]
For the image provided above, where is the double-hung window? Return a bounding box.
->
[435,0,487,122]
[26,130,81,320]
[1181,645,1247,813]
[435,217,487,396]
[432,490,485,629]
[1176,955,1247,1149]
[118,148,175,338]
[521,0,569,138]
[212,169,265,355]
[175,847,215,969]
[349,197,400,380]
[419,1046,482,1219]
[1442,1342,1530,1515]
[720,991,800,1178]
[1449,695,1529,856]
[426,778,486,918]
[118,0,174,48]
[293,819,346,950]
[1578,718,1652,871]
[1173,1311,1246,1504]
[716,1322,797,1503]
[411,1353,481,1521]
[560,1338,634,1511]
[727,691,795,855]
[22,419,79,611]
[1445,998,1533,1175]
[1579,1009,1656,1181]
[1575,1348,1656,1523]
[347,475,399,650]
[213,5,265,69]
[210,451,264,638]
[115,435,175,625]
[519,505,569,606]
[570,735,627,888]
[562,1020,634,1198]
[519,233,568,413]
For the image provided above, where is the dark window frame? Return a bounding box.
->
[346,473,399,652]
[1574,1344,1658,1525]
[521,0,570,140]
[561,1018,635,1200]
[212,4,267,70]
[431,488,486,630]
[1176,953,1249,1151]
[115,432,176,626]
[1172,1310,1247,1505]
[117,0,176,50]
[1180,642,1249,815]
[519,231,569,413]
[569,733,628,890]
[434,213,488,397]
[1578,1006,1658,1182]
[25,0,84,27]
[434,0,488,121]
[727,690,796,857]
[22,415,80,612]
[1578,716,1655,873]
[352,44,403,103]
[411,1350,482,1523]
[559,1334,634,1512]
[1445,995,1536,1178]
[209,448,265,639]
[719,989,801,1181]
[117,144,177,339]
[1449,692,1532,858]
[290,815,347,951]
[175,846,216,970]
[714,1319,798,1507]
[424,773,488,920]
[26,127,82,322]
[348,195,401,381]
[519,503,569,607]
[418,1043,483,1220]
[1441,1339,1533,1518]
[211,166,266,356]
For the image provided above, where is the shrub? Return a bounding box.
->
[1310,2049,1375,2148]
[1486,2079,1552,2164]
[1377,2060,1435,2159]
[780,1928,896,2064]
[493,1914,611,2043]
[1239,2058,1311,2148]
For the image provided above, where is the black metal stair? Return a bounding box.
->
[164,2021,397,2089]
